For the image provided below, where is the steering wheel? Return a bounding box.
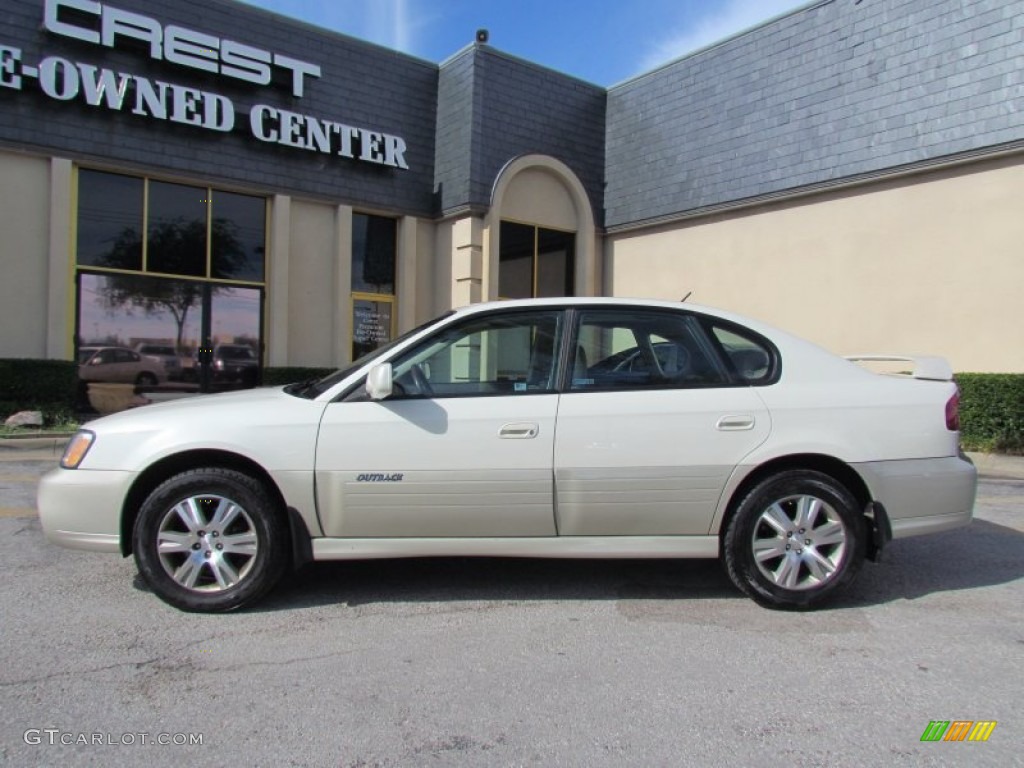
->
[637,337,668,381]
[410,363,433,396]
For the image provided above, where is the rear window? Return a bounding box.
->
[709,324,777,384]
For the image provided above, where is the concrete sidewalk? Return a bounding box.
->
[968,452,1024,481]
[2,433,1022,480]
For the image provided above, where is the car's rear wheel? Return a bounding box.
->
[723,470,866,610]
[135,372,158,388]
[133,468,289,612]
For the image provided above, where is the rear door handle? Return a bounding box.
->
[499,422,539,439]
[716,414,755,431]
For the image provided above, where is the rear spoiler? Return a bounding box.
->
[844,355,953,382]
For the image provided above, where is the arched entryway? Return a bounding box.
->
[485,155,598,301]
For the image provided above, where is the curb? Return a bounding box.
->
[0,436,72,454]
[966,452,1024,481]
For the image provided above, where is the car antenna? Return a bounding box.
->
[680,291,692,303]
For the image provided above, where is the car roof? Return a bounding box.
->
[449,297,772,333]
[443,297,868,379]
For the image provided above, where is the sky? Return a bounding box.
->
[237,0,809,86]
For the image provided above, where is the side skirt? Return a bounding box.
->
[311,536,719,561]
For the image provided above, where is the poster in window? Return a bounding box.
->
[352,300,393,361]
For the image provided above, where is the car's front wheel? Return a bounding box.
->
[723,470,866,610]
[133,468,289,612]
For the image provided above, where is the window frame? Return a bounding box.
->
[72,166,268,387]
[383,308,566,400]
[697,317,782,386]
[350,213,399,361]
[498,220,576,300]
[563,307,781,393]
[74,167,268,287]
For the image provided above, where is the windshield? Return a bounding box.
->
[288,311,455,399]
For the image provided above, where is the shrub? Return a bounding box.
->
[0,359,77,413]
[956,373,1024,455]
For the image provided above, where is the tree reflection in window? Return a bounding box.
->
[76,171,265,283]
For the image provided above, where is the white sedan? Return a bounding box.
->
[38,298,977,612]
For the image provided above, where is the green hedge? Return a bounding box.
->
[956,374,1024,455]
[0,358,78,424]
[260,366,335,387]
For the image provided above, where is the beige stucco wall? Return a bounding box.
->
[606,154,1024,373]
[432,219,455,314]
[500,167,578,230]
[277,201,434,367]
[411,217,438,326]
[287,199,340,367]
[0,151,53,359]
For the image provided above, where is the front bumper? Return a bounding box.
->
[37,467,136,553]
[855,455,977,539]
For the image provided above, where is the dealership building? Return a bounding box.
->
[1,0,1022,381]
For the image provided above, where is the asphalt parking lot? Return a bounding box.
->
[1,445,1021,767]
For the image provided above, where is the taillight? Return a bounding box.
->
[945,391,960,431]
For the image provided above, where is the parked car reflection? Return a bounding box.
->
[134,343,184,381]
[78,346,167,387]
[183,343,260,389]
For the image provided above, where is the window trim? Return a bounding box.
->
[498,219,576,300]
[563,307,779,393]
[697,316,782,386]
[334,305,783,403]
[348,307,567,402]
[350,212,399,361]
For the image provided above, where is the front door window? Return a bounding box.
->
[388,311,563,397]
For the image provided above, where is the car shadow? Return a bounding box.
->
[834,517,1024,609]
[251,518,1024,613]
[257,557,739,612]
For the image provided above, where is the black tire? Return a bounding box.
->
[133,468,289,612]
[723,470,866,610]
[135,372,158,388]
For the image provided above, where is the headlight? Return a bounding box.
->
[61,430,95,469]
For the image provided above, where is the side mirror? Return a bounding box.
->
[365,363,393,400]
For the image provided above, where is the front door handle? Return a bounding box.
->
[716,414,755,431]
[499,422,539,439]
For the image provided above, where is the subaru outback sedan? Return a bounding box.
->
[39,298,977,612]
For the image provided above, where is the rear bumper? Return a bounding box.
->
[855,455,977,539]
[37,467,134,553]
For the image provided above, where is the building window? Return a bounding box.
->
[74,169,266,392]
[498,221,574,299]
[351,213,398,361]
